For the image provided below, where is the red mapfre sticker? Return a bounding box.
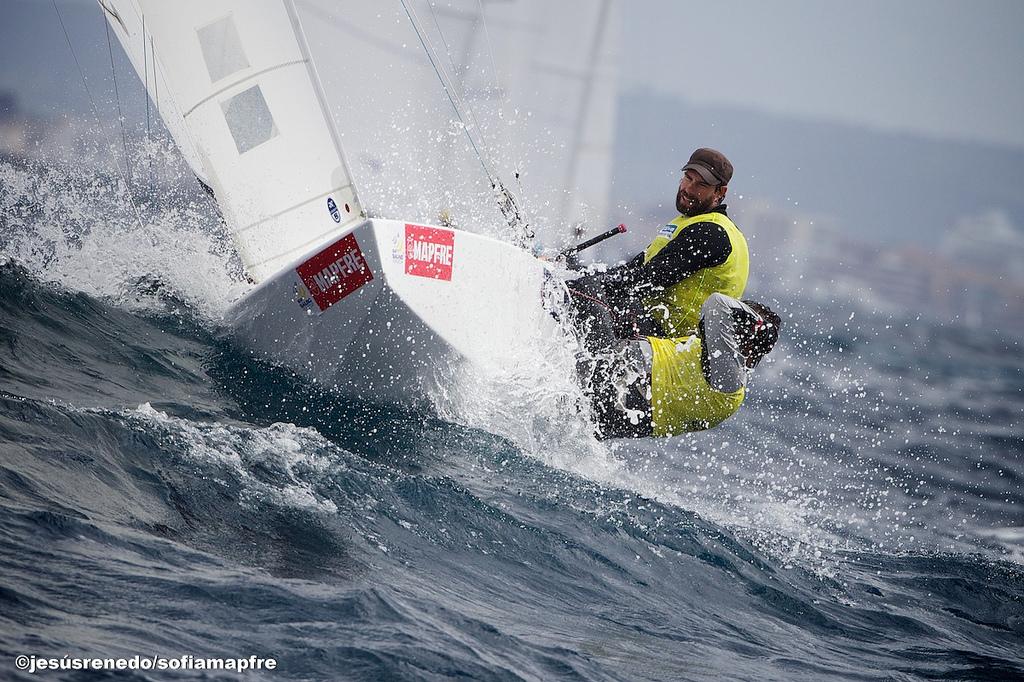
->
[295,233,373,313]
[405,224,454,281]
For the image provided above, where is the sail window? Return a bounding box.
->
[197,14,249,83]
[221,85,278,154]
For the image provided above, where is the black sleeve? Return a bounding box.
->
[570,222,733,337]
[592,221,732,298]
[638,222,732,289]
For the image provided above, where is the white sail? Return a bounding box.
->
[99,0,363,282]
[519,0,620,237]
[470,0,620,237]
[296,0,620,247]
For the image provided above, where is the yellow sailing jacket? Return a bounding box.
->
[643,212,749,337]
[648,336,744,437]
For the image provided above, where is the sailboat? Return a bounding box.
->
[97,0,619,408]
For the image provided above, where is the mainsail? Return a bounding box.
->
[98,0,363,282]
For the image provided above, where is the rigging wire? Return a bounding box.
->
[53,0,147,231]
[471,0,534,246]
[143,16,150,139]
[104,18,132,184]
[471,0,529,206]
[399,0,534,247]
[143,15,154,201]
[419,2,488,158]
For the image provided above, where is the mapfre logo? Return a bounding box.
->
[295,233,373,313]
[404,224,454,281]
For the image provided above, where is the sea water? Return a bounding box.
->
[1,156,1022,681]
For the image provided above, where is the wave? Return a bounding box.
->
[2,380,1022,680]
[2,158,1024,679]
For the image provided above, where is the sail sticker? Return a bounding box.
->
[295,233,373,313]
[404,224,454,281]
[327,197,341,223]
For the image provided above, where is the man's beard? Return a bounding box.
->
[677,192,717,216]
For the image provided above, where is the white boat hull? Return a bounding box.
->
[225,218,565,407]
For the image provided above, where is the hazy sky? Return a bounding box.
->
[621,0,1024,149]
[3,0,1024,151]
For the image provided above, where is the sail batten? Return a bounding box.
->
[181,60,306,118]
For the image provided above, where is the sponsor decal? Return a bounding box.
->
[327,197,341,223]
[293,281,316,315]
[391,231,405,265]
[658,223,677,238]
[404,224,454,281]
[295,233,373,313]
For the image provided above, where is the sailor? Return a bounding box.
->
[573,293,781,440]
[571,147,748,339]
